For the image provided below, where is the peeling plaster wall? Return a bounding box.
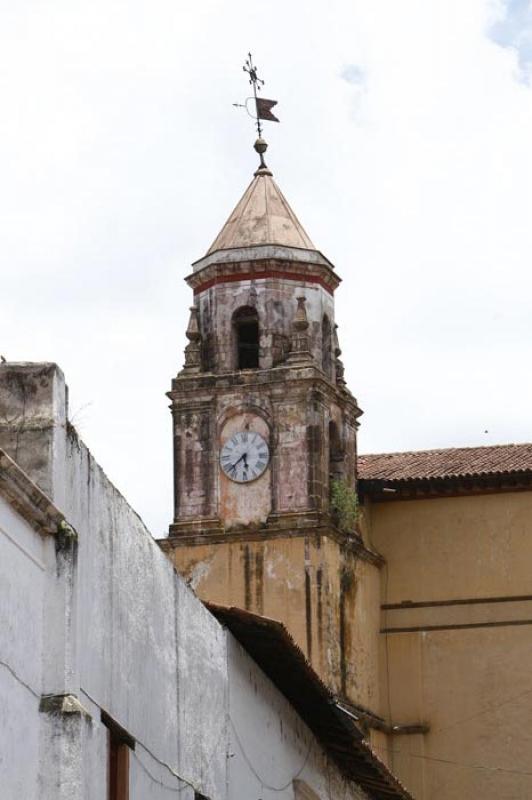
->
[170,536,382,712]
[170,376,358,530]
[197,278,336,374]
[219,410,272,526]
[0,362,371,800]
[55,396,228,799]
[0,362,67,505]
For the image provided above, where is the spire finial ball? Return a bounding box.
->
[254,137,268,155]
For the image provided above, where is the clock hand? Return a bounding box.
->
[231,452,246,469]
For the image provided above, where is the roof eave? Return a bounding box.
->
[207,603,414,800]
[359,471,532,502]
[191,243,335,272]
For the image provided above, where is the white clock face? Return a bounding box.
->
[220,431,270,483]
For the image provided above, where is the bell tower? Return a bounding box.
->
[168,139,359,531]
[160,134,380,711]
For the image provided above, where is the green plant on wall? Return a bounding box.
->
[330,478,359,533]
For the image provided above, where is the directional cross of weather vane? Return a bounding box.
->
[233,53,279,170]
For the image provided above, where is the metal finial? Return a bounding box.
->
[243,52,265,138]
[253,137,271,175]
[234,52,280,173]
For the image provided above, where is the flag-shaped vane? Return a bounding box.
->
[256,97,279,123]
[237,53,280,137]
[234,53,279,171]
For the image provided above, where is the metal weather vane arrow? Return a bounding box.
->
[233,52,279,172]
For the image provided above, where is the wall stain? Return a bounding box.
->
[255,549,264,614]
[304,537,312,663]
[199,412,211,516]
[339,562,354,697]
[243,544,252,610]
[173,429,181,518]
[316,566,323,653]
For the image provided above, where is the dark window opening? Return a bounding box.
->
[102,711,135,800]
[234,306,259,369]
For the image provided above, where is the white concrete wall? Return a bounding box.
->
[61,427,227,799]
[0,362,370,800]
[0,498,48,799]
[227,636,369,800]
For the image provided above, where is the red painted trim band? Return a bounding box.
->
[192,269,336,295]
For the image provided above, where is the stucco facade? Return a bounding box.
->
[362,489,532,799]
[1,361,409,800]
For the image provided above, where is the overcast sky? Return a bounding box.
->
[1,0,531,536]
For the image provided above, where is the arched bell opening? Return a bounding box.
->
[233,306,260,370]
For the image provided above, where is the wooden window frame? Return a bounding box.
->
[101,710,135,800]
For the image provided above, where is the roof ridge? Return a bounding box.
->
[359,442,532,459]
[270,175,313,249]
[208,176,257,253]
[264,172,272,245]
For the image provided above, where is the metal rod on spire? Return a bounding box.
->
[234,52,280,173]
[243,52,265,138]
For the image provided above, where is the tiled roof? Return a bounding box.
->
[206,170,315,255]
[358,443,532,483]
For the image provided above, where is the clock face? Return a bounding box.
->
[220,431,270,483]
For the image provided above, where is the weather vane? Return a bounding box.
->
[233,52,279,171]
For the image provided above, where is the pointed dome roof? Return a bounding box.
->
[206,169,315,255]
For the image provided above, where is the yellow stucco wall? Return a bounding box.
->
[367,490,532,799]
[168,534,382,711]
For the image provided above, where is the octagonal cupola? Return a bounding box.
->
[183,140,343,380]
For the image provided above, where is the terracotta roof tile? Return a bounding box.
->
[358,443,532,483]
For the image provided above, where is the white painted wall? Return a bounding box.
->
[0,498,48,799]
[0,362,369,800]
[227,636,369,800]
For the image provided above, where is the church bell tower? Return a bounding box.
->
[168,141,360,535]
[161,117,376,707]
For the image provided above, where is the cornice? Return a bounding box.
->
[0,448,68,537]
[185,256,341,296]
[168,365,362,420]
[159,518,383,567]
[191,244,335,271]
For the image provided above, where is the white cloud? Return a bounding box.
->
[489,0,532,82]
[0,0,531,535]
